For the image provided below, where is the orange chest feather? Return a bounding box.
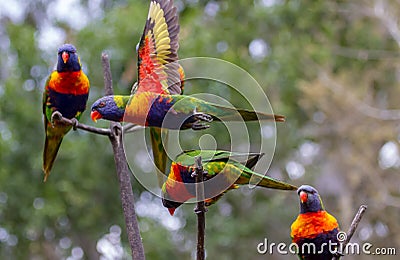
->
[48,71,89,95]
[291,211,339,242]
[125,92,157,125]
[137,36,168,94]
[165,164,194,203]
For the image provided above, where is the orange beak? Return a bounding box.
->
[62,51,69,63]
[90,110,102,122]
[168,208,176,216]
[300,191,308,203]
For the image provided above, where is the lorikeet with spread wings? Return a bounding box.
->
[42,44,90,181]
[90,0,285,130]
[91,93,284,129]
[291,185,340,260]
[161,150,297,216]
[102,0,185,183]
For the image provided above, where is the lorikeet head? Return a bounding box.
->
[297,185,325,214]
[91,95,127,122]
[57,44,81,72]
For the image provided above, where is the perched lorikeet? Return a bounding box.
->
[291,185,340,260]
[42,44,90,181]
[161,150,297,216]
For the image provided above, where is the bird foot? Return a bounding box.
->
[190,113,213,130]
[194,113,213,122]
[191,122,210,130]
[194,207,208,214]
[50,111,63,127]
[191,170,208,178]
[70,118,79,131]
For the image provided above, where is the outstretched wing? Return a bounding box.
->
[136,0,182,95]
[136,0,184,187]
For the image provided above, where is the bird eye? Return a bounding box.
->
[98,102,106,108]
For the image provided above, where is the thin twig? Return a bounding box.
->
[51,111,111,136]
[123,123,144,133]
[333,205,368,260]
[102,53,145,260]
[319,72,400,120]
[194,156,206,260]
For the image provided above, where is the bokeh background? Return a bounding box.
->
[0,0,399,259]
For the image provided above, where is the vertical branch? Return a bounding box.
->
[102,53,113,95]
[194,156,206,260]
[101,53,145,260]
[332,205,368,260]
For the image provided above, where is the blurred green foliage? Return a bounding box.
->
[0,0,399,259]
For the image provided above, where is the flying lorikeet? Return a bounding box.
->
[42,44,90,181]
[90,5,284,129]
[101,0,185,184]
[161,150,297,216]
[90,93,285,129]
[291,185,340,260]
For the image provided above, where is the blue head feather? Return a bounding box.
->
[298,185,324,213]
[57,43,81,72]
[91,95,125,122]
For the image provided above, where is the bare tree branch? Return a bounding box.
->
[101,53,145,260]
[194,156,206,260]
[319,72,400,120]
[371,0,400,48]
[51,111,111,136]
[332,46,400,60]
[332,205,368,260]
[123,123,144,133]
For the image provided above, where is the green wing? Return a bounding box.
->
[175,150,263,167]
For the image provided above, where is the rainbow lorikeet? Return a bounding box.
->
[90,93,285,129]
[291,185,340,260]
[161,150,297,216]
[102,0,185,184]
[42,44,90,181]
[142,0,185,186]
[90,3,284,129]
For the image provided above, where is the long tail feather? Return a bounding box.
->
[43,136,63,182]
[150,127,169,188]
[201,103,285,122]
[247,168,297,190]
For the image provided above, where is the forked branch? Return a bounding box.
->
[332,205,368,260]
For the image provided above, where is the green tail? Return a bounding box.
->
[172,95,285,122]
[150,127,170,187]
[234,163,297,190]
[207,105,285,122]
[43,135,64,182]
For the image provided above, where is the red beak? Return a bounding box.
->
[62,51,69,64]
[168,208,176,216]
[300,191,308,203]
[91,110,102,122]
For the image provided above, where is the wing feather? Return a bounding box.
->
[136,0,183,95]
